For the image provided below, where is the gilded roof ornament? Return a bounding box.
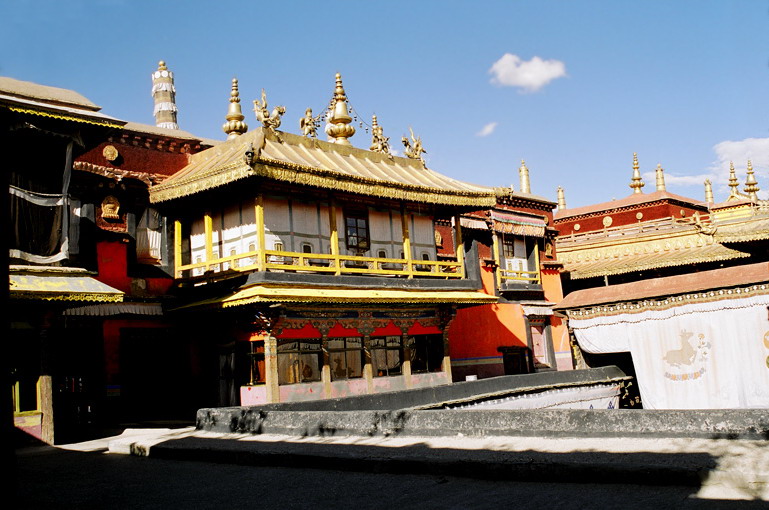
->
[299,108,321,138]
[519,159,531,194]
[402,127,426,164]
[704,179,714,204]
[557,186,566,210]
[324,73,355,145]
[744,160,760,200]
[222,78,248,140]
[253,89,285,131]
[629,153,645,194]
[655,163,666,191]
[369,114,391,154]
[728,161,740,195]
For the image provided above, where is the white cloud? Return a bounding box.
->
[476,122,498,137]
[489,53,566,92]
[641,171,712,187]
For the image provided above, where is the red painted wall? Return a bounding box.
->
[96,241,173,296]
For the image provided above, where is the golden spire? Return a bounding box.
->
[519,159,531,194]
[704,179,714,204]
[325,73,355,145]
[744,160,760,200]
[629,153,645,194]
[728,161,740,196]
[222,78,248,140]
[557,186,566,210]
[655,163,666,191]
[152,60,178,129]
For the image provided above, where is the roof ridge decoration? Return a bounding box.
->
[655,163,666,191]
[557,186,566,210]
[369,114,391,155]
[744,160,760,200]
[704,179,714,204]
[629,153,645,194]
[253,89,285,131]
[299,107,321,138]
[151,61,179,130]
[402,127,426,165]
[325,73,355,145]
[222,78,248,139]
[728,161,740,196]
[519,159,531,194]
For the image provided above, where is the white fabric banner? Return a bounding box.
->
[570,294,769,409]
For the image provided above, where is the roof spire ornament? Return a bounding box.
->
[518,160,531,194]
[402,127,427,164]
[222,78,248,140]
[704,179,714,204]
[629,153,645,194]
[299,108,321,138]
[655,163,666,191]
[557,186,566,210]
[744,160,760,200]
[324,73,355,145]
[728,161,740,196]
[369,114,391,154]
[151,60,179,129]
[253,89,285,131]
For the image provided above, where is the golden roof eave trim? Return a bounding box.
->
[1,104,124,129]
[150,155,496,207]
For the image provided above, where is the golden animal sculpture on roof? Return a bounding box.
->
[402,127,426,163]
[299,108,321,138]
[253,89,285,130]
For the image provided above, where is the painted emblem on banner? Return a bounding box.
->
[663,330,710,381]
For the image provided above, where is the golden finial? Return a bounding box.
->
[655,163,666,191]
[728,161,739,195]
[518,159,531,194]
[629,152,645,194]
[704,179,714,204]
[369,114,391,154]
[222,78,248,140]
[557,186,566,210]
[325,73,356,145]
[157,61,167,71]
[744,160,760,200]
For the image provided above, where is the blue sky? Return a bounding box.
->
[2,0,768,207]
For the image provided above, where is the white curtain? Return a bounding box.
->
[570,294,769,409]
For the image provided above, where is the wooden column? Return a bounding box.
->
[255,194,266,271]
[363,335,374,394]
[533,239,541,283]
[492,230,502,289]
[328,199,340,275]
[204,211,214,270]
[401,332,413,389]
[401,208,413,278]
[454,215,464,278]
[174,219,182,278]
[321,334,332,398]
[264,334,280,403]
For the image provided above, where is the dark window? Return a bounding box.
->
[371,336,402,376]
[328,337,364,380]
[410,334,444,373]
[277,339,322,384]
[345,210,369,252]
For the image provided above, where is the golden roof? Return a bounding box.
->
[149,127,496,206]
[176,284,498,310]
[561,242,749,280]
[9,267,123,302]
[714,216,769,243]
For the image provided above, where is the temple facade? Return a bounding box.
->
[554,155,769,409]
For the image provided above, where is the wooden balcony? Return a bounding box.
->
[176,248,465,281]
[500,268,540,284]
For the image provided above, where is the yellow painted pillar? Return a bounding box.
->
[174,219,182,278]
[264,334,280,403]
[204,212,213,270]
[492,230,502,289]
[255,195,266,271]
[533,239,541,283]
[402,209,413,278]
[321,334,332,398]
[328,199,341,275]
[363,335,374,393]
[454,215,464,278]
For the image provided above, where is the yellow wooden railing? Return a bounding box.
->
[176,248,464,280]
[499,268,540,284]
